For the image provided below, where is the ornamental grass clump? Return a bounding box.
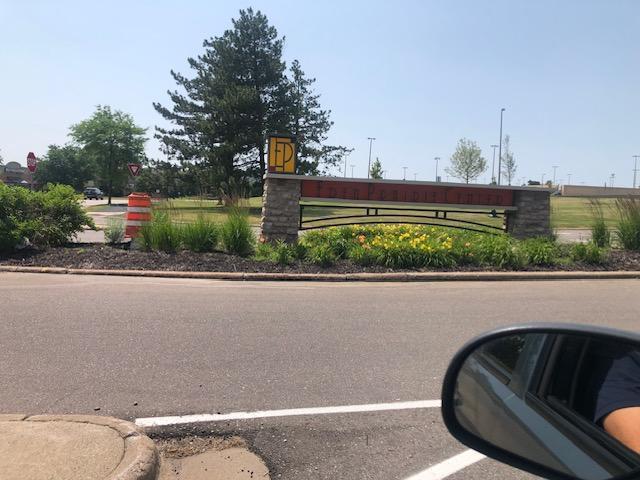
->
[221,209,255,256]
[615,197,640,251]
[182,216,219,252]
[589,199,611,248]
[148,211,182,253]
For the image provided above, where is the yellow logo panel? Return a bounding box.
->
[268,136,296,174]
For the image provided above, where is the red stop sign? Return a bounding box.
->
[27,152,37,173]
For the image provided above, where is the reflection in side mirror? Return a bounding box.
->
[442,326,640,480]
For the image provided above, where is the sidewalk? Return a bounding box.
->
[0,414,270,480]
[0,414,157,480]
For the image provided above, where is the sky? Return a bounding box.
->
[1,0,639,186]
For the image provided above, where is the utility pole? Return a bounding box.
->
[552,165,559,186]
[434,157,440,181]
[490,144,499,184]
[611,173,616,188]
[367,137,376,179]
[541,173,545,185]
[497,108,505,185]
[567,173,572,185]
[350,164,355,178]
[413,173,417,181]
[633,155,639,188]
[402,166,408,180]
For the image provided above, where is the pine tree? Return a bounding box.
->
[154,9,287,190]
[284,60,350,174]
[370,157,383,179]
[154,9,347,191]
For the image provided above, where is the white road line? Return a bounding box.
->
[404,450,485,480]
[135,399,441,428]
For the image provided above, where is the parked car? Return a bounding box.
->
[83,187,104,200]
[442,324,640,480]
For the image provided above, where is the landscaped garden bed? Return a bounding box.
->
[2,242,640,272]
[3,183,640,273]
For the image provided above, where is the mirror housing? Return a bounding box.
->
[441,324,640,480]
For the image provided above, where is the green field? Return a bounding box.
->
[550,197,618,229]
[86,195,621,230]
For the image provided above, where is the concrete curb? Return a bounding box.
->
[0,414,159,480]
[1,264,640,281]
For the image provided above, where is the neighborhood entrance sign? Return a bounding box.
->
[267,135,296,174]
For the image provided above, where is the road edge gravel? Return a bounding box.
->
[2,265,640,281]
[0,414,159,480]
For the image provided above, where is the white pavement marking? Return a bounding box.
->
[135,399,441,428]
[404,450,485,480]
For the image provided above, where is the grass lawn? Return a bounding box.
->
[551,197,618,229]
[85,195,621,230]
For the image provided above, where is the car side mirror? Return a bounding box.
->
[441,324,640,480]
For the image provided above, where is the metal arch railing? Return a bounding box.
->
[299,204,506,234]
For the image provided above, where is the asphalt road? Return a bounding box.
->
[1,273,639,479]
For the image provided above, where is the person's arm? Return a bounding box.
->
[603,407,640,454]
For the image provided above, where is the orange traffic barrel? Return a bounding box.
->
[125,193,151,238]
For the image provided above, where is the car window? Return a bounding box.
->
[480,335,526,377]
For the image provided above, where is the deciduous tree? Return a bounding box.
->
[446,138,486,184]
[70,106,147,204]
[35,144,95,191]
[501,135,517,185]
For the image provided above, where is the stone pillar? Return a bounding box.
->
[505,189,552,239]
[260,174,301,243]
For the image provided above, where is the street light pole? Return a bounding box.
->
[402,166,408,180]
[413,173,417,181]
[434,157,440,181]
[343,151,350,178]
[497,108,505,185]
[567,173,572,185]
[490,145,499,184]
[633,155,639,188]
[350,164,355,178]
[552,165,559,186]
[367,137,376,179]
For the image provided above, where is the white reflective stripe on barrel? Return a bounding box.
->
[127,207,151,213]
[126,220,144,226]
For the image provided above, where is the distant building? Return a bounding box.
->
[561,184,640,197]
[0,162,32,186]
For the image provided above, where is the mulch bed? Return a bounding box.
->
[2,244,640,273]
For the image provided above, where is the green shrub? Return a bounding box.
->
[104,217,125,244]
[182,216,219,252]
[291,241,308,260]
[254,242,275,261]
[615,198,640,251]
[0,183,94,253]
[571,242,608,264]
[221,209,255,256]
[272,240,295,265]
[306,244,337,267]
[349,245,376,266]
[473,235,525,269]
[519,238,558,266]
